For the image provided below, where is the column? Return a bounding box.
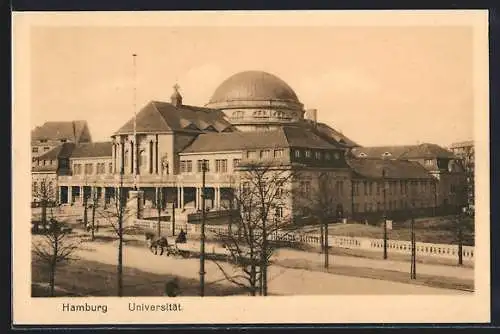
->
[216,187,221,209]
[195,187,200,210]
[68,186,73,204]
[129,141,134,174]
[180,187,185,209]
[176,187,181,209]
[112,143,116,174]
[154,139,159,174]
[58,186,62,204]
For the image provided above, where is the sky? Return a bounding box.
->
[30,25,474,147]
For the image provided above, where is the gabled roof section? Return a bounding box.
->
[114,101,234,135]
[299,120,360,148]
[35,143,76,160]
[352,143,454,160]
[347,158,434,180]
[31,121,91,143]
[71,142,112,158]
[282,126,343,150]
[181,126,341,154]
[400,143,455,159]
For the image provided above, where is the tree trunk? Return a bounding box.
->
[320,223,324,254]
[83,196,88,228]
[50,236,58,297]
[117,190,124,297]
[324,221,329,268]
[91,200,96,240]
[261,219,268,296]
[41,201,47,226]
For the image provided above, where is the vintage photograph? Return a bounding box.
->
[13,10,490,325]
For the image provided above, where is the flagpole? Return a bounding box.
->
[132,53,138,191]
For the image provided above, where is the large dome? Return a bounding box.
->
[209,71,299,104]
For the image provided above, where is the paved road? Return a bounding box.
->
[72,240,468,295]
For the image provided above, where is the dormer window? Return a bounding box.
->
[359,153,367,158]
[40,139,47,143]
[382,152,392,157]
[60,139,67,143]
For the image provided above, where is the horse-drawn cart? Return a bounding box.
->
[144,231,190,258]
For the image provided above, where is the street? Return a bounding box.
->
[65,238,467,295]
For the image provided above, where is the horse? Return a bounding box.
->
[145,232,170,256]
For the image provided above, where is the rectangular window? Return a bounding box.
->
[215,159,228,173]
[60,139,67,143]
[84,163,94,175]
[40,139,47,143]
[294,150,301,158]
[186,160,192,173]
[364,203,368,212]
[363,181,368,196]
[305,150,312,158]
[325,152,331,160]
[425,159,433,166]
[44,147,50,151]
[247,151,257,159]
[233,159,241,169]
[353,203,360,213]
[300,181,311,196]
[315,151,322,160]
[180,161,186,173]
[353,181,359,196]
[32,147,38,153]
[275,207,284,218]
[274,149,284,158]
[109,163,113,174]
[261,150,271,159]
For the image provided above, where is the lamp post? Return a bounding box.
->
[458,206,466,266]
[200,159,208,296]
[382,169,388,260]
[410,200,416,280]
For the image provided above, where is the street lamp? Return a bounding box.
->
[200,159,208,296]
[410,200,416,280]
[382,169,388,260]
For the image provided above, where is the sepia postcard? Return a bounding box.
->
[12,10,490,325]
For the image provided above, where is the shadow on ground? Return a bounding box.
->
[32,259,246,297]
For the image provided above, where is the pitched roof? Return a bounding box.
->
[352,143,454,159]
[301,120,360,148]
[71,142,112,158]
[181,126,341,153]
[347,158,434,180]
[114,101,234,135]
[35,143,76,160]
[31,121,90,143]
[450,140,474,149]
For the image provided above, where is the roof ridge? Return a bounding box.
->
[150,101,173,131]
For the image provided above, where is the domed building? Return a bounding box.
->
[205,71,306,131]
[44,69,466,227]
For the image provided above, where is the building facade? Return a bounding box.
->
[31,70,467,223]
[450,140,474,212]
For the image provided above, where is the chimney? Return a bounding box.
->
[305,109,318,125]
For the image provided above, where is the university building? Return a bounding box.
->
[31,70,467,223]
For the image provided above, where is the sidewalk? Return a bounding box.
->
[74,228,474,282]
[273,248,474,281]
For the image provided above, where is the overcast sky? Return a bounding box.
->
[30,25,474,147]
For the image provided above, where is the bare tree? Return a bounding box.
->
[95,185,136,296]
[90,184,99,240]
[32,177,57,233]
[213,162,296,296]
[32,217,81,297]
[294,171,339,268]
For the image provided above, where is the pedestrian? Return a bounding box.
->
[164,277,180,297]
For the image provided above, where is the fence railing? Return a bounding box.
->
[149,222,474,261]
